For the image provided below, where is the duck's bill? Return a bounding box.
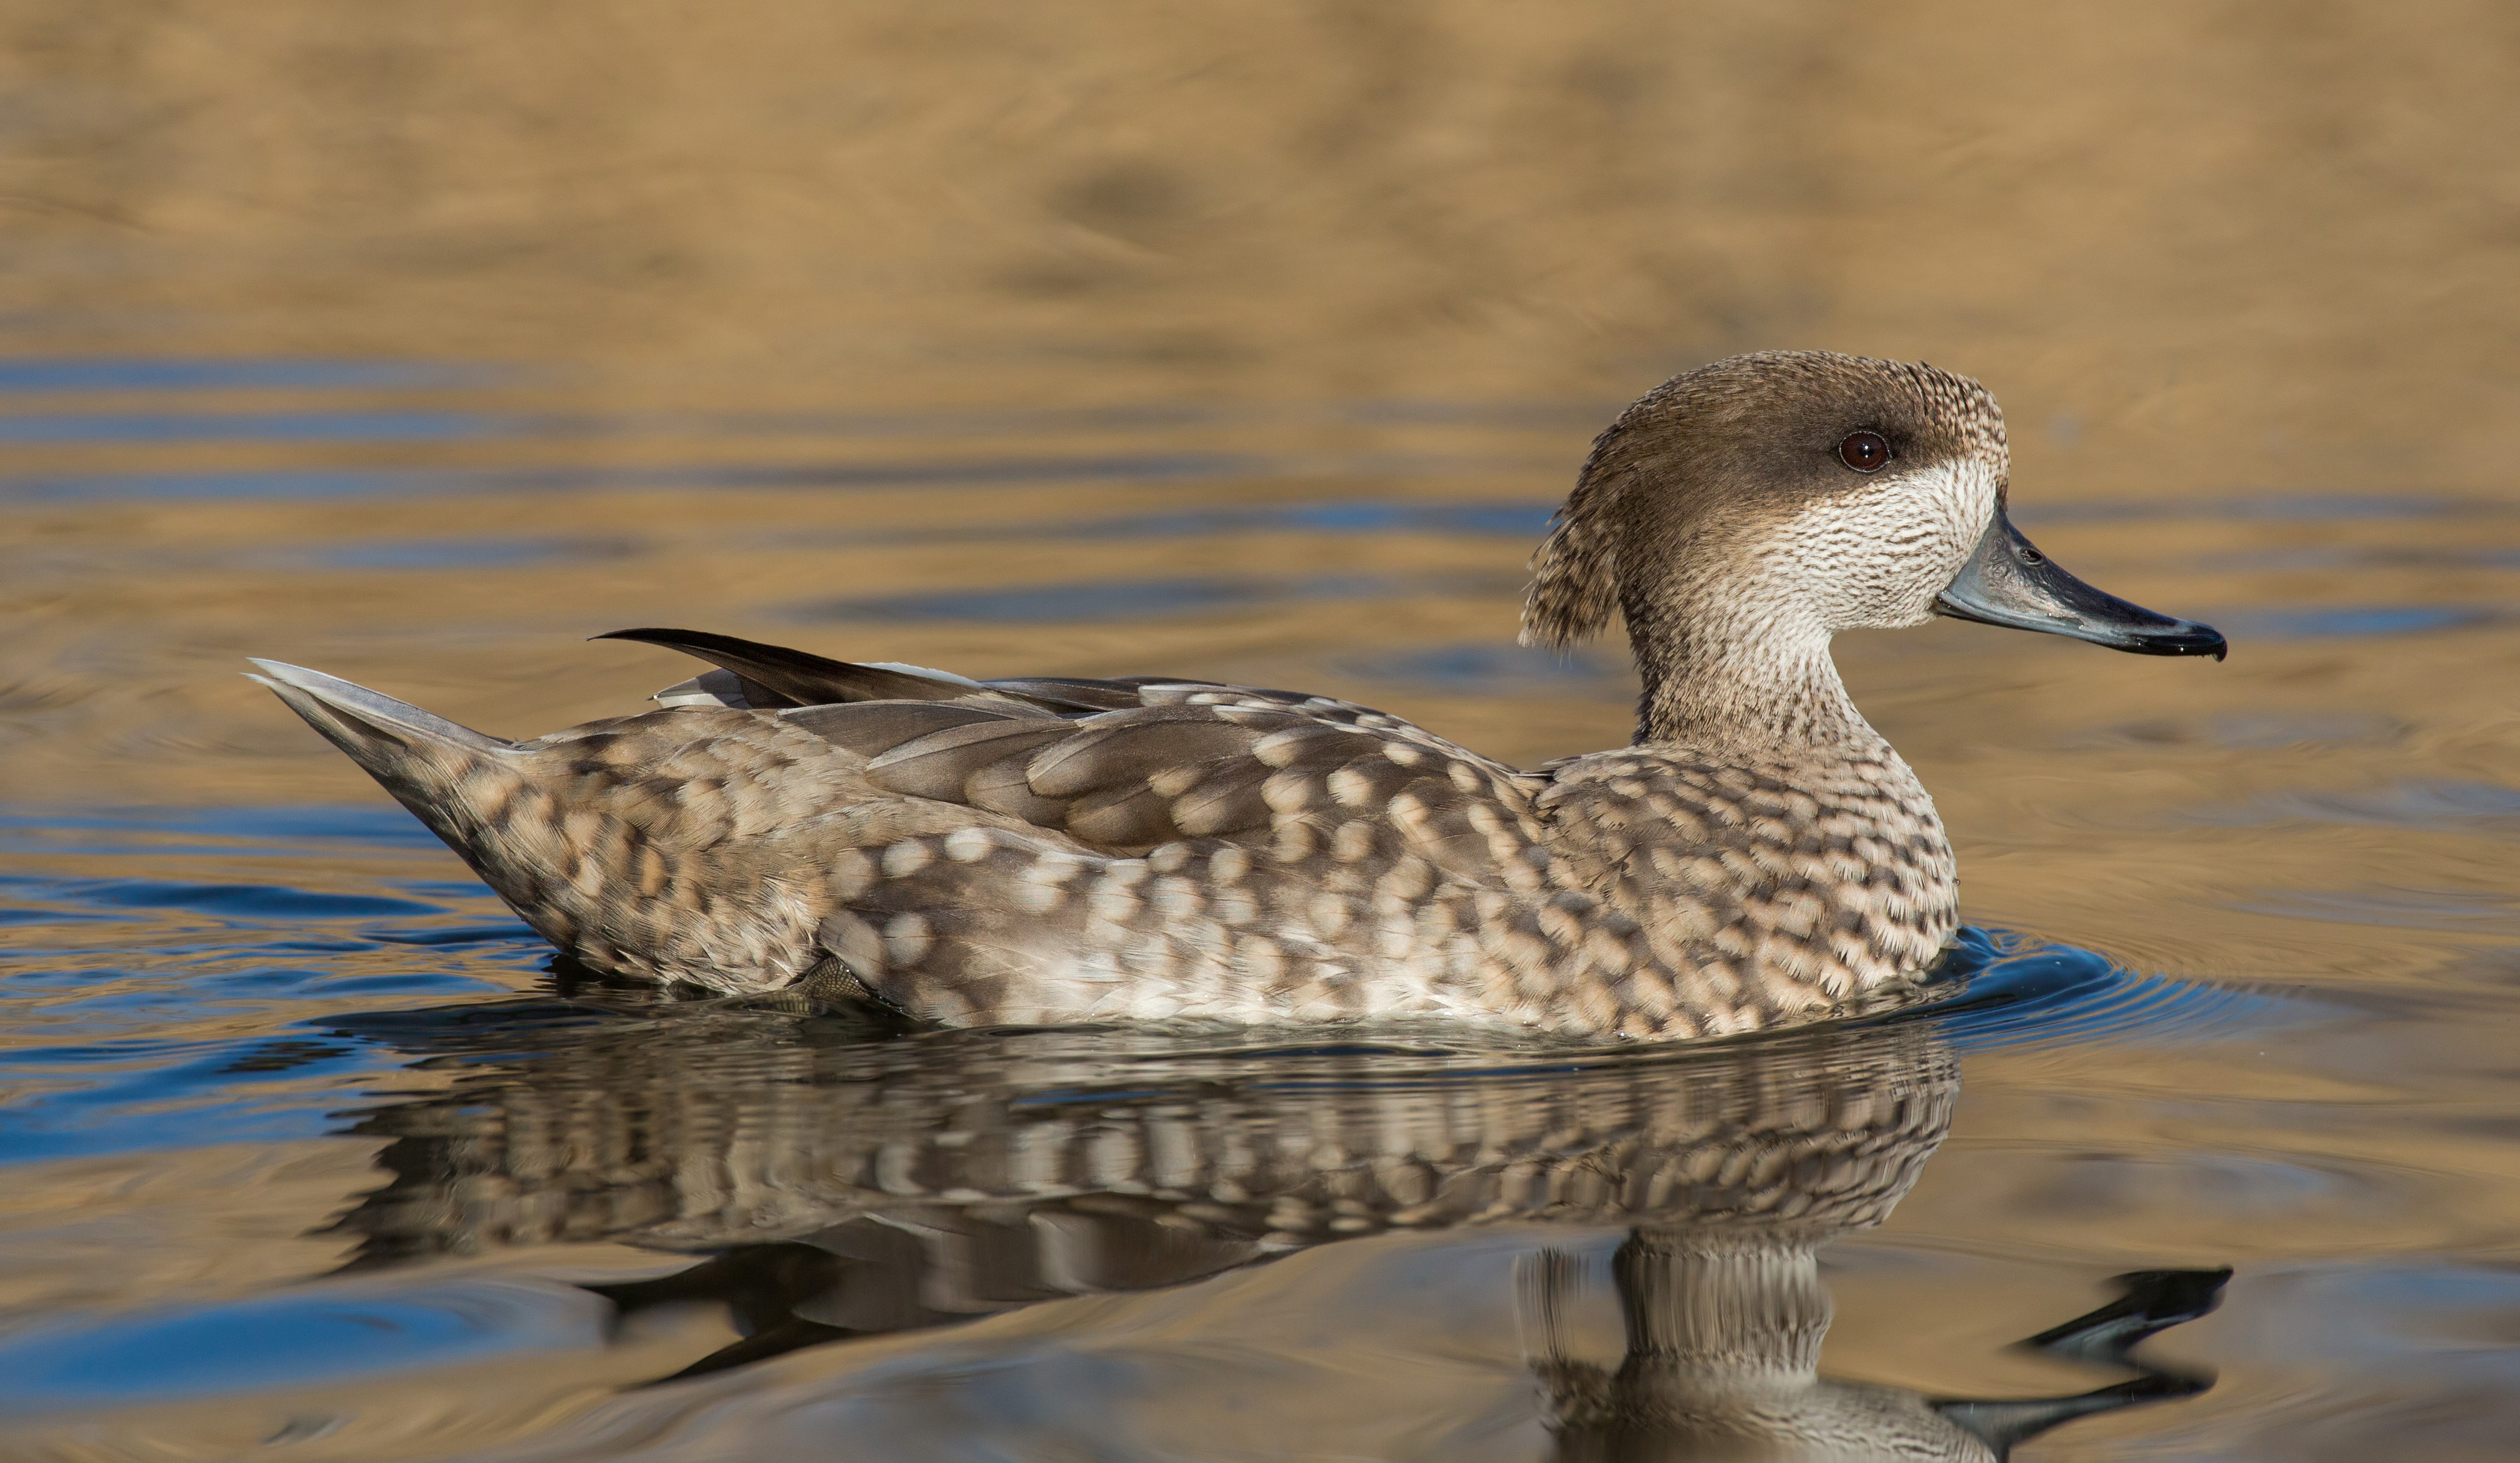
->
[1935,511,2227,660]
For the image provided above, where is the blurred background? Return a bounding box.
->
[6,0,2516,946]
[3,4,2520,1459]
[4,1,2514,780]
[3,0,2514,962]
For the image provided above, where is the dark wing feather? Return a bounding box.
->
[598,628,984,708]
[862,721,1079,802]
[1169,761,1277,837]
[963,758,1075,824]
[1063,781,1187,847]
[1025,711,1277,797]
[604,628,1191,716]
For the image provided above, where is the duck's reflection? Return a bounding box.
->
[325,981,2222,1458]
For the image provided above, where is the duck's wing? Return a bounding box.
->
[605,628,1550,878]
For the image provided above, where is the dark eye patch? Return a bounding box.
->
[1837,430,1891,472]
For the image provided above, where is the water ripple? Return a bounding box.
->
[0,358,494,393]
[1895,928,2312,1053]
[0,1278,603,1416]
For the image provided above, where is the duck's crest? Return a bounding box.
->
[1520,434,1626,650]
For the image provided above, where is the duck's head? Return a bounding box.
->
[1523,352,2225,707]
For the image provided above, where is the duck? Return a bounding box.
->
[251,350,2223,1040]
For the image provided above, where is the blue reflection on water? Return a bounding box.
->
[1342,641,1625,695]
[2207,605,2499,640]
[0,804,447,851]
[0,1280,603,1414]
[803,571,1521,623]
[0,450,1550,504]
[975,500,1556,542]
[2019,492,2509,524]
[0,453,1272,504]
[64,880,446,920]
[0,358,493,393]
[292,537,616,572]
[811,573,1392,623]
[0,807,540,1166]
[0,410,510,445]
[1893,927,2304,1053]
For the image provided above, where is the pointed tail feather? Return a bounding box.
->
[249,656,555,893]
[247,658,525,833]
[248,660,515,761]
[245,660,836,992]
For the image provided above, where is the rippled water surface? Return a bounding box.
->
[2,4,2519,1459]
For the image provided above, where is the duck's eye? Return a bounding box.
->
[1837,431,1891,472]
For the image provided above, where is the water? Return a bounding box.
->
[2,4,2518,1457]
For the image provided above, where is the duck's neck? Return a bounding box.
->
[1611,1232,1829,1378]
[1629,600,1877,752]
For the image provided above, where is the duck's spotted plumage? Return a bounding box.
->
[253,351,2221,1039]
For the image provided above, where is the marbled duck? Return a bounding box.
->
[252,351,2223,1038]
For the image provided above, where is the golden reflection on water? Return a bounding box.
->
[0,2,2516,1459]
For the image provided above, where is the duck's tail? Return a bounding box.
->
[247,660,531,866]
[246,660,838,992]
[249,660,515,766]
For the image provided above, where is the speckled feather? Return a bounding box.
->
[254,350,2013,1040]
